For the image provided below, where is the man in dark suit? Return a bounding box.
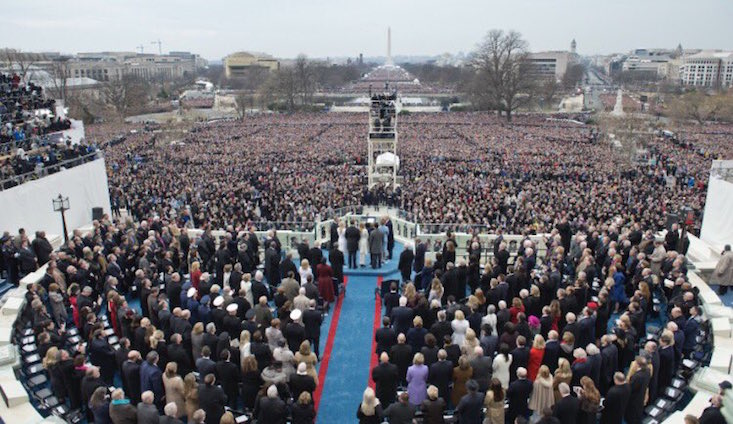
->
[495,242,510,274]
[469,346,493,392]
[429,310,452,345]
[577,308,596,349]
[330,220,339,249]
[390,297,414,337]
[279,251,298,283]
[386,218,395,260]
[428,349,453,406]
[345,223,360,269]
[510,336,529,383]
[699,395,726,424]
[31,231,53,266]
[196,346,217,378]
[368,225,383,269]
[168,333,192,377]
[140,351,164,407]
[302,301,323,358]
[398,244,414,282]
[89,329,117,384]
[454,379,484,423]
[390,334,413,385]
[507,367,533,424]
[329,243,344,285]
[264,242,281,286]
[375,316,397,355]
[600,335,618,395]
[682,307,700,357]
[542,331,561,373]
[307,243,323,276]
[625,356,651,424]
[413,239,426,274]
[215,350,240,408]
[383,282,400,317]
[372,352,399,407]
[657,333,676,393]
[553,382,580,424]
[122,351,143,405]
[600,373,631,424]
[198,374,227,424]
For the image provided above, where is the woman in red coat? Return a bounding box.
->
[527,334,545,381]
[316,258,335,308]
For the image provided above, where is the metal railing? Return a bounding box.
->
[0,150,102,191]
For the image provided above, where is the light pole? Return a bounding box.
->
[52,194,70,245]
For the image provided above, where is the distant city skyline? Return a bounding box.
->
[1,0,731,61]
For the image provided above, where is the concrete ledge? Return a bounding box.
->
[709,349,733,374]
[0,378,29,407]
[0,397,44,424]
[682,391,716,418]
[1,297,25,317]
[711,317,732,338]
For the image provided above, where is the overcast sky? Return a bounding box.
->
[1,0,731,61]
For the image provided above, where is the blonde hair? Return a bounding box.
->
[192,322,204,335]
[413,352,425,365]
[360,387,378,416]
[191,261,200,272]
[533,335,546,349]
[301,259,310,269]
[413,316,423,328]
[538,365,551,379]
[454,310,465,321]
[556,358,571,377]
[165,361,178,378]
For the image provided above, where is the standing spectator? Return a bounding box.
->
[372,352,399,407]
[383,392,416,424]
[420,385,446,424]
[552,383,579,424]
[254,385,287,424]
[291,392,316,424]
[483,378,505,424]
[454,379,484,424]
[713,245,733,295]
[162,362,185,420]
[506,367,533,424]
[577,377,601,424]
[529,365,555,420]
[140,352,164,407]
[600,373,631,424]
[357,387,384,424]
[625,356,652,424]
[198,374,226,424]
[406,352,429,405]
[528,335,546,381]
[109,388,137,424]
[137,391,159,424]
[89,386,112,424]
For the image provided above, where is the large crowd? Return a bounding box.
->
[97,112,731,235]
[0,72,95,188]
[5,204,732,424]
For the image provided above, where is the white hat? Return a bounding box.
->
[187,287,197,298]
[213,296,224,307]
[290,309,302,321]
[226,303,238,313]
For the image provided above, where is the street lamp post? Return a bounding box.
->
[52,194,70,245]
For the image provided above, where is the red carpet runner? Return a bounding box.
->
[368,276,383,388]
[313,275,348,412]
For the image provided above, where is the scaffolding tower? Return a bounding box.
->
[367,89,399,189]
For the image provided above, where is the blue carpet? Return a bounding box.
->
[315,244,404,424]
[708,284,733,307]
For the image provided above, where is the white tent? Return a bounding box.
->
[376,152,400,168]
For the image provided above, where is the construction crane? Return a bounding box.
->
[136,45,144,54]
[150,39,162,55]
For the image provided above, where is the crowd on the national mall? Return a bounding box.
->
[3,70,733,423]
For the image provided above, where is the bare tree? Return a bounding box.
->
[667,91,726,124]
[471,29,536,121]
[3,49,41,82]
[46,59,71,103]
[101,74,149,120]
[294,54,315,105]
[540,78,559,109]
